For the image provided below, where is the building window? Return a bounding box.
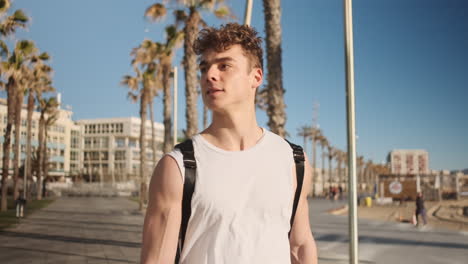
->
[129,139,137,148]
[115,150,126,161]
[84,138,91,149]
[100,151,109,161]
[115,138,125,148]
[101,137,109,148]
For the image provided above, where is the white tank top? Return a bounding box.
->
[166,128,295,264]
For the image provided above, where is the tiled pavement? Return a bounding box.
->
[0,197,144,264]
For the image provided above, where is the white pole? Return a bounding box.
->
[244,0,254,26]
[173,66,178,146]
[343,0,359,263]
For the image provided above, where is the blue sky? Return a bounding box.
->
[6,0,467,170]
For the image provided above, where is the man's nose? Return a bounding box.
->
[206,65,219,82]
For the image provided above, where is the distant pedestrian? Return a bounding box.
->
[15,192,26,218]
[338,186,343,200]
[415,192,427,226]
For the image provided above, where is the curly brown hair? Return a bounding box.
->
[193,23,263,71]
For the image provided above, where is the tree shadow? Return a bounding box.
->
[0,245,136,263]
[0,230,141,248]
[315,233,468,250]
[22,217,142,228]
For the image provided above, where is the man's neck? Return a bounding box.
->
[201,109,263,151]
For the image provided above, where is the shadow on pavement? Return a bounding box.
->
[0,245,135,263]
[42,209,144,217]
[16,221,142,234]
[0,231,141,248]
[316,233,468,249]
[318,256,375,264]
[22,217,142,228]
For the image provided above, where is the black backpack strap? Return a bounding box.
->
[285,139,305,237]
[174,139,197,263]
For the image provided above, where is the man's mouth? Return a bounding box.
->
[207,88,224,95]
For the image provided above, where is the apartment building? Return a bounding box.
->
[387,149,429,175]
[0,97,78,180]
[75,117,164,182]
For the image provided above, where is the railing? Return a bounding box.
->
[48,181,138,197]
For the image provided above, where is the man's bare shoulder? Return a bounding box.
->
[148,155,183,204]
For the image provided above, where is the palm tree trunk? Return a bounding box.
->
[183,7,200,138]
[148,100,157,166]
[12,90,24,201]
[36,114,45,200]
[311,139,317,196]
[1,81,16,211]
[263,0,286,137]
[139,92,148,211]
[42,120,49,198]
[321,145,325,192]
[328,153,332,185]
[302,136,307,154]
[25,90,34,201]
[161,55,172,154]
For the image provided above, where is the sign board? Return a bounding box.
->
[383,179,417,200]
[389,181,402,194]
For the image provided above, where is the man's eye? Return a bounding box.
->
[200,67,207,73]
[219,64,230,70]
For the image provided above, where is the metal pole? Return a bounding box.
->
[244,0,254,26]
[343,0,359,263]
[173,66,178,146]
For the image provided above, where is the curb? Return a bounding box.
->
[327,205,348,215]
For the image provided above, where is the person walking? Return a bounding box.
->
[415,192,427,226]
[140,23,317,264]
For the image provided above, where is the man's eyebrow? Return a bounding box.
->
[199,56,235,67]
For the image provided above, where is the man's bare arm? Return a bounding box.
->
[290,154,318,264]
[140,156,183,263]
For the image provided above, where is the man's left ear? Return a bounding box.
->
[252,68,263,89]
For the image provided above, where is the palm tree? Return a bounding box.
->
[145,1,230,138]
[134,40,163,167]
[319,135,328,192]
[296,125,311,153]
[357,155,364,191]
[11,41,41,201]
[35,96,58,200]
[308,127,322,196]
[333,149,343,185]
[262,0,286,137]
[143,6,185,153]
[0,0,29,211]
[122,40,159,210]
[327,144,335,185]
[21,51,53,201]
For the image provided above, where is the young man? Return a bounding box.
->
[141,23,317,264]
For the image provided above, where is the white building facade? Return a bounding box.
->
[1,97,164,182]
[388,149,429,175]
[0,98,78,180]
[75,117,164,183]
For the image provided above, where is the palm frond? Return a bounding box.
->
[12,10,28,23]
[16,40,37,56]
[38,52,50,61]
[213,5,230,19]
[173,9,187,27]
[0,39,8,58]
[145,3,167,22]
[127,91,139,103]
[121,75,139,91]
[0,0,11,15]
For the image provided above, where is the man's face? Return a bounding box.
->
[199,44,262,112]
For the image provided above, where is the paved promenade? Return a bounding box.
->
[1,197,467,263]
[0,197,144,264]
